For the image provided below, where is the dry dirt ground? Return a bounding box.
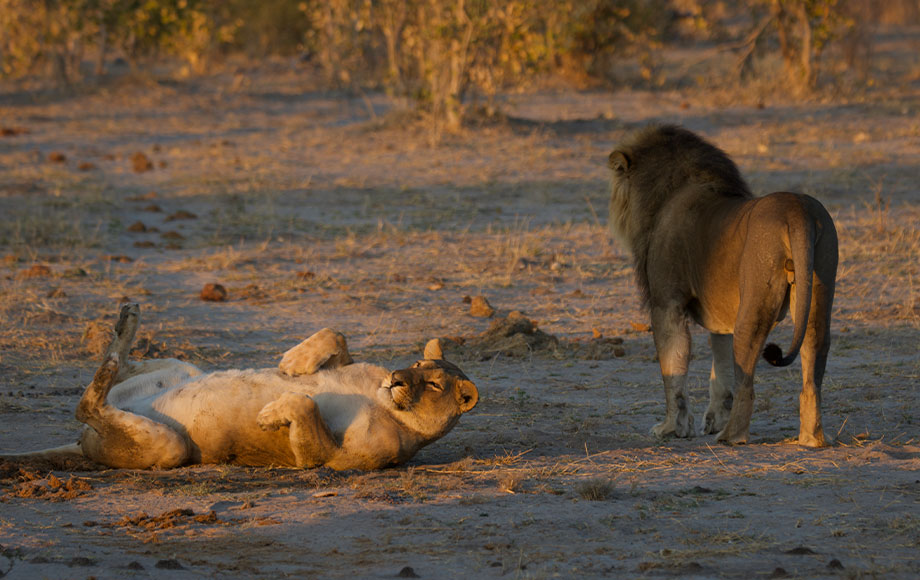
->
[1,53,919,578]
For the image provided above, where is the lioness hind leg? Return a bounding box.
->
[76,353,188,469]
[650,307,695,439]
[279,328,353,377]
[257,392,339,468]
[98,303,142,380]
[703,333,734,434]
[797,273,834,447]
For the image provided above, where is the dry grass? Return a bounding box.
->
[1,54,919,578]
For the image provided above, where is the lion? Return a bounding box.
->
[2,304,478,470]
[608,125,837,447]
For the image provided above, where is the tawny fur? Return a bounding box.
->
[609,125,838,446]
[3,305,478,470]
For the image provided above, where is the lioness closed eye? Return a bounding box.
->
[2,304,478,470]
[608,125,838,447]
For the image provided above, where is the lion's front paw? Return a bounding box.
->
[652,410,695,439]
[676,410,695,438]
[279,344,313,377]
[651,420,675,438]
[703,407,730,435]
[257,401,291,431]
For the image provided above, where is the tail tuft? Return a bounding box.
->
[763,343,789,366]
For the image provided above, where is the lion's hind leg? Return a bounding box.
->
[279,328,353,377]
[257,392,339,467]
[76,353,188,469]
[650,306,696,439]
[76,304,191,468]
[718,266,790,445]
[703,333,734,434]
[796,271,834,447]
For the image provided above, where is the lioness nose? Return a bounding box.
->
[389,372,408,388]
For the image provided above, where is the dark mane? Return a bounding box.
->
[609,125,753,306]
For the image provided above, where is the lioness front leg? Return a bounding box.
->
[257,392,339,467]
[650,306,695,438]
[703,333,734,434]
[279,328,353,376]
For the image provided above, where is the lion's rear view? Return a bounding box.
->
[608,124,838,447]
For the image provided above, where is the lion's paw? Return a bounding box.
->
[703,393,733,434]
[703,407,730,435]
[257,401,291,431]
[715,425,749,445]
[652,411,695,439]
[676,410,695,438]
[278,344,313,377]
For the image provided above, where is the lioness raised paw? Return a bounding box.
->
[279,328,353,376]
[257,392,319,432]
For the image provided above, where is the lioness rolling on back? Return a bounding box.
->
[608,125,837,446]
[2,304,478,470]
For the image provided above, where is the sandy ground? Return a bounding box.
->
[1,53,919,579]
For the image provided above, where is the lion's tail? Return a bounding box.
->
[763,205,816,368]
[0,443,83,462]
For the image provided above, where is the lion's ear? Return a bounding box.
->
[608,150,631,175]
[423,338,443,360]
[456,379,478,413]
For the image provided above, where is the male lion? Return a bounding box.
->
[608,125,837,447]
[2,304,478,470]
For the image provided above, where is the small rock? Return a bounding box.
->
[155,559,184,570]
[1,126,29,136]
[143,203,162,212]
[77,161,97,171]
[827,559,845,570]
[201,283,228,302]
[397,566,419,578]
[132,152,153,172]
[133,241,156,248]
[469,295,495,318]
[48,152,67,163]
[106,255,134,263]
[126,221,147,232]
[161,231,185,240]
[785,546,817,555]
[769,567,788,578]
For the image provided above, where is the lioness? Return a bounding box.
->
[2,304,478,470]
[608,125,837,447]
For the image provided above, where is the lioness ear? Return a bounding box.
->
[423,338,443,360]
[456,379,478,413]
[608,150,631,175]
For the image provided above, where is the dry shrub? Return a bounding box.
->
[576,477,615,501]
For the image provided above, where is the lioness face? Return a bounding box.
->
[378,359,478,437]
